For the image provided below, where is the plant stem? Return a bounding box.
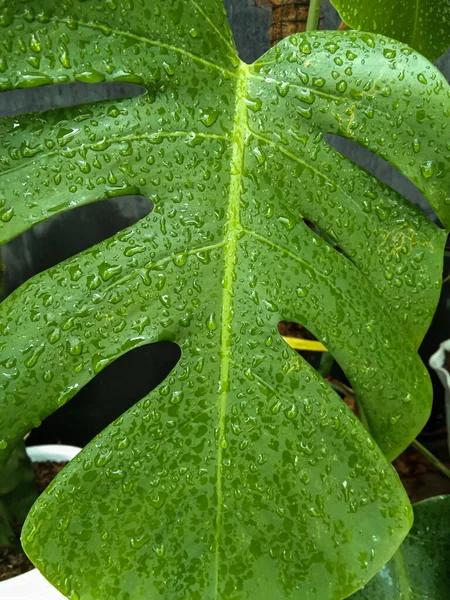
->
[443,273,450,285]
[306,0,322,32]
[412,440,450,480]
[318,352,335,378]
[0,499,20,551]
[329,379,355,399]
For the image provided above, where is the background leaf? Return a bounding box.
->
[330,0,450,61]
[0,1,448,598]
[351,495,450,599]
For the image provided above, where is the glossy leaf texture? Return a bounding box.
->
[351,495,450,599]
[330,0,450,61]
[0,0,448,598]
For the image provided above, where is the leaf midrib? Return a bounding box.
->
[213,61,248,599]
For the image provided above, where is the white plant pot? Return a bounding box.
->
[429,340,450,454]
[0,444,81,600]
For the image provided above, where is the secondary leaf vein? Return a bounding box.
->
[0,132,230,180]
[11,15,238,78]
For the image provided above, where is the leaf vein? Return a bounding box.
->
[0,132,230,180]
[244,227,347,299]
[187,0,236,54]
[250,74,397,122]
[10,15,237,78]
[249,129,363,214]
[102,240,226,295]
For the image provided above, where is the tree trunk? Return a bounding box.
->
[267,0,321,47]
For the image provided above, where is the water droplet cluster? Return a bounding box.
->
[330,0,450,62]
[0,1,448,598]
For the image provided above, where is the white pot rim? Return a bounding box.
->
[0,444,81,599]
[429,339,450,455]
[429,339,450,387]
[26,444,82,463]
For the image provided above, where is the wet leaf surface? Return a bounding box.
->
[0,1,448,598]
[330,0,450,61]
[351,494,450,599]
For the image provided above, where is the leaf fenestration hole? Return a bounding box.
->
[302,217,343,252]
[278,321,357,413]
[325,133,438,224]
[278,320,326,370]
[0,82,146,117]
[26,341,181,448]
[2,195,153,296]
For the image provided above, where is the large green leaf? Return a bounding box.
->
[330,0,450,61]
[351,494,450,599]
[0,0,447,598]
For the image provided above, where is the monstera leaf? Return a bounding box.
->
[352,495,450,599]
[330,0,450,61]
[0,0,448,598]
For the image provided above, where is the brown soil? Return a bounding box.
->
[0,460,67,582]
[278,320,316,340]
[0,548,32,583]
[33,461,67,495]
